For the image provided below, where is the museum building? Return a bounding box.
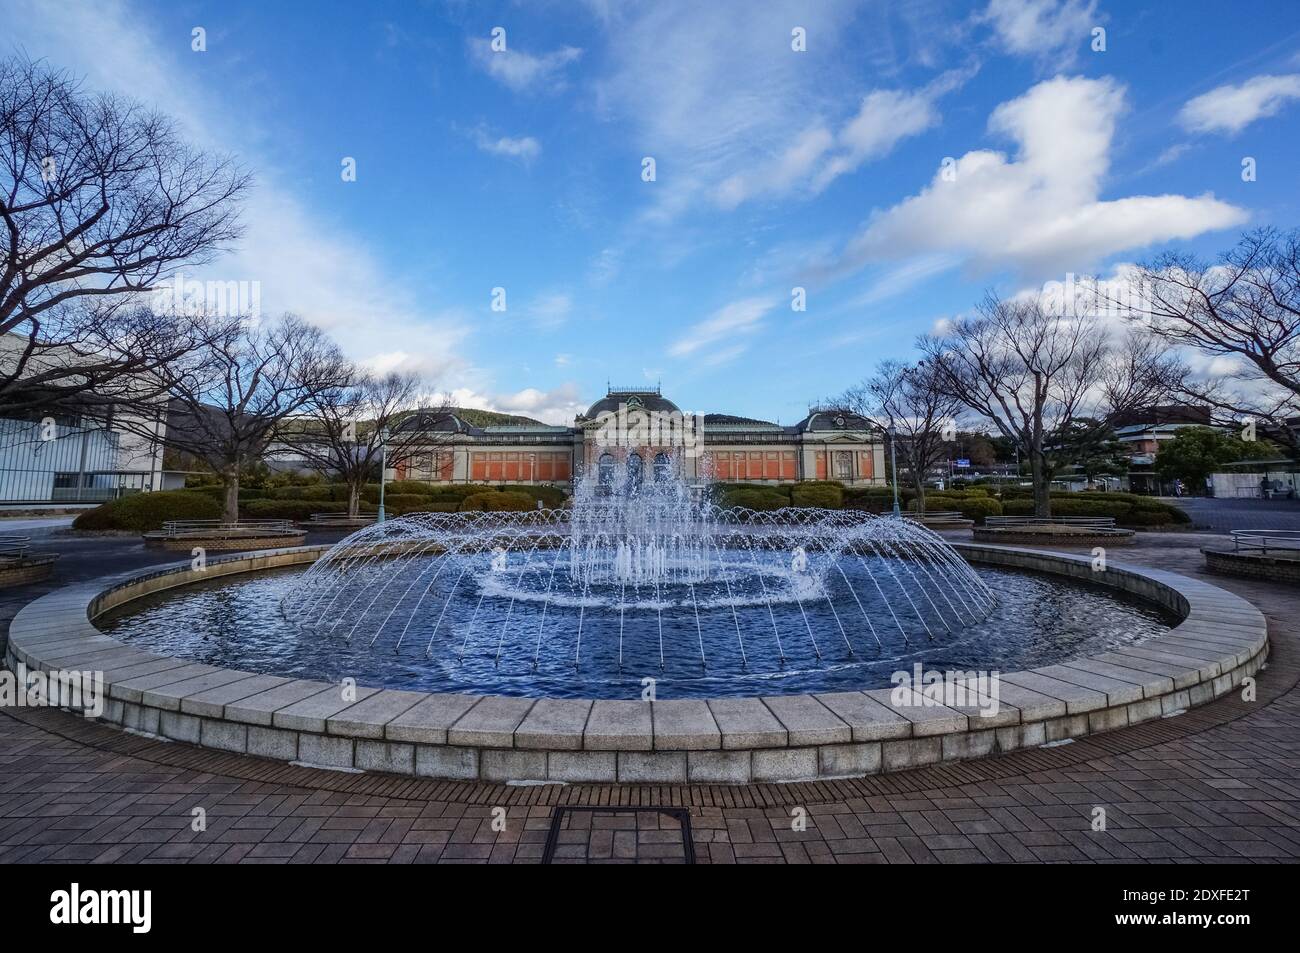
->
[391,386,887,487]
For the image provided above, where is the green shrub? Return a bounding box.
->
[796,480,845,491]
[996,494,1186,526]
[270,485,333,501]
[459,491,536,512]
[388,480,442,497]
[73,490,222,532]
[722,487,790,511]
[429,484,492,501]
[951,496,1002,523]
[790,483,844,508]
[242,499,349,520]
[382,493,435,516]
[495,484,567,508]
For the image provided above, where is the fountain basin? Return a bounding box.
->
[6,543,1268,784]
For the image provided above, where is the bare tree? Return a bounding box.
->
[840,360,962,512]
[919,293,1174,517]
[276,371,449,517]
[0,55,248,415]
[120,313,351,521]
[1126,228,1300,451]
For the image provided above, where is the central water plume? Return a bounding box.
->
[281,463,996,682]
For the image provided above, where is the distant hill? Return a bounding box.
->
[452,407,546,427]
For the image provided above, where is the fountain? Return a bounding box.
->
[279,460,1000,690]
[71,453,1227,782]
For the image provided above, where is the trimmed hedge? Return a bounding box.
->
[922,495,1003,523]
[1000,494,1188,526]
[459,491,536,512]
[494,484,567,508]
[383,493,435,516]
[269,485,337,501]
[242,499,350,520]
[361,482,568,504]
[722,487,790,511]
[73,490,222,532]
[790,483,844,508]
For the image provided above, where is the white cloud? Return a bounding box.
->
[472,128,541,161]
[852,255,959,307]
[469,38,582,94]
[981,0,1098,66]
[669,296,775,359]
[715,68,975,209]
[587,247,622,286]
[1179,74,1300,135]
[592,0,867,220]
[845,76,1248,280]
[7,0,476,389]
[444,383,587,425]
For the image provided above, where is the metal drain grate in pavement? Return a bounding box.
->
[542,806,696,864]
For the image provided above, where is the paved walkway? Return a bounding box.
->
[1172,496,1300,533]
[1,531,1298,863]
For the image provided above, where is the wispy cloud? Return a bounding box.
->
[669,296,776,359]
[1179,73,1300,135]
[980,0,1099,68]
[522,291,574,330]
[469,37,582,94]
[471,126,541,162]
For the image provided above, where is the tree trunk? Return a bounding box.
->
[914,480,926,514]
[223,471,240,524]
[347,481,361,519]
[1030,453,1052,518]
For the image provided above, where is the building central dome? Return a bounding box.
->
[580,385,682,421]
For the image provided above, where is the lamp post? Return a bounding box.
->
[889,423,901,518]
[377,427,389,524]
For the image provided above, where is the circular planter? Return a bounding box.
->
[1204,546,1300,583]
[141,530,308,551]
[0,553,57,588]
[6,543,1268,785]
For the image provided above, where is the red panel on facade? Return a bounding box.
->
[470,453,487,481]
[815,451,827,480]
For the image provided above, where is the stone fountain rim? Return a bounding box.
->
[4,542,1269,784]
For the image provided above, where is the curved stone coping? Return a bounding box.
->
[5,543,1269,785]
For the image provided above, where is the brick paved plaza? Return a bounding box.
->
[0,527,1296,864]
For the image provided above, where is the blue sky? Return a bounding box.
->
[5,0,1300,423]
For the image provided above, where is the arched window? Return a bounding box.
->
[626,452,644,487]
[598,453,616,485]
[653,452,672,482]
